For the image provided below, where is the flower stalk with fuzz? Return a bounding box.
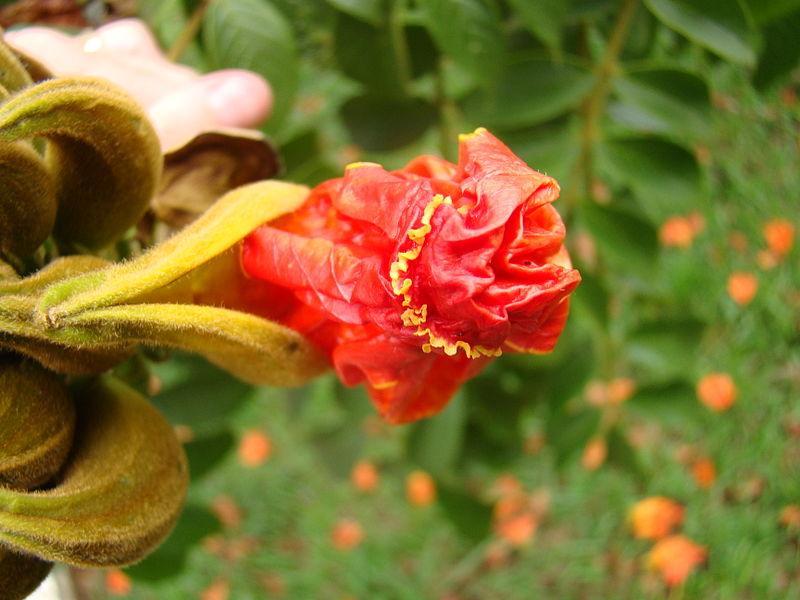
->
[243,128,580,423]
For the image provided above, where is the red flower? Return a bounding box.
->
[242,128,580,423]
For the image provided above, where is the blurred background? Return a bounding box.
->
[9,0,800,598]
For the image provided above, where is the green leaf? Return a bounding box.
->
[546,408,601,466]
[406,393,466,477]
[507,0,569,53]
[422,0,506,84]
[753,10,800,90]
[643,0,758,66]
[125,504,219,582]
[204,0,298,130]
[742,0,800,24]
[580,203,658,276]
[340,95,437,151]
[184,432,235,481]
[571,271,609,331]
[326,0,385,25]
[150,354,252,435]
[312,425,366,478]
[606,426,646,483]
[501,117,580,182]
[463,58,593,129]
[626,319,704,382]
[437,483,492,542]
[609,68,711,138]
[597,137,703,220]
[627,381,704,422]
[333,12,407,95]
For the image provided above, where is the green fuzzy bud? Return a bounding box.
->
[0,141,57,259]
[0,357,75,489]
[0,77,162,249]
[0,377,189,567]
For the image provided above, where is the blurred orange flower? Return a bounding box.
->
[496,510,538,547]
[105,569,132,596]
[350,460,379,493]
[646,535,707,587]
[696,373,737,412]
[779,505,800,531]
[763,218,795,257]
[201,579,230,600]
[331,518,364,551]
[211,495,244,529]
[608,377,636,404]
[691,458,716,489]
[727,272,758,305]
[659,216,695,248]
[238,430,273,467]
[629,497,685,540]
[659,213,705,248]
[406,470,436,506]
[582,437,607,471]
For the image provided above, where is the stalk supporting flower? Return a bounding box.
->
[242,128,580,423]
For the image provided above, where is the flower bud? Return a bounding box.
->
[0,357,75,489]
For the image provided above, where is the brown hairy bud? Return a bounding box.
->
[0,376,189,566]
[0,77,162,249]
[0,357,75,489]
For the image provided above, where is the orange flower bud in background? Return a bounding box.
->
[659,216,695,248]
[691,458,716,489]
[696,373,737,412]
[211,495,244,529]
[331,518,364,551]
[629,497,685,540]
[608,377,636,405]
[406,470,436,507]
[581,437,607,471]
[496,510,538,547]
[727,272,758,306]
[763,218,795,257]
[238,430,273,467]
[350,460,379,493]
[200,578,230,600]
[646,535,707,587]
[242,128,580,423]
[779,505,800,531]
[105,569,132,597]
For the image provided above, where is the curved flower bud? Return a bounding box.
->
[243,128,580,423]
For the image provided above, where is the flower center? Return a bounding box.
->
[389,194,502,360]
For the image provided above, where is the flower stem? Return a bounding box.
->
[167,0,214,63]
[564,0,639,208]
[389,0,412,91]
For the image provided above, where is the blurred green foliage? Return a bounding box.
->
[99,0,800,597]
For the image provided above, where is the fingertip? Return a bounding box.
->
[202,69,273,128]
